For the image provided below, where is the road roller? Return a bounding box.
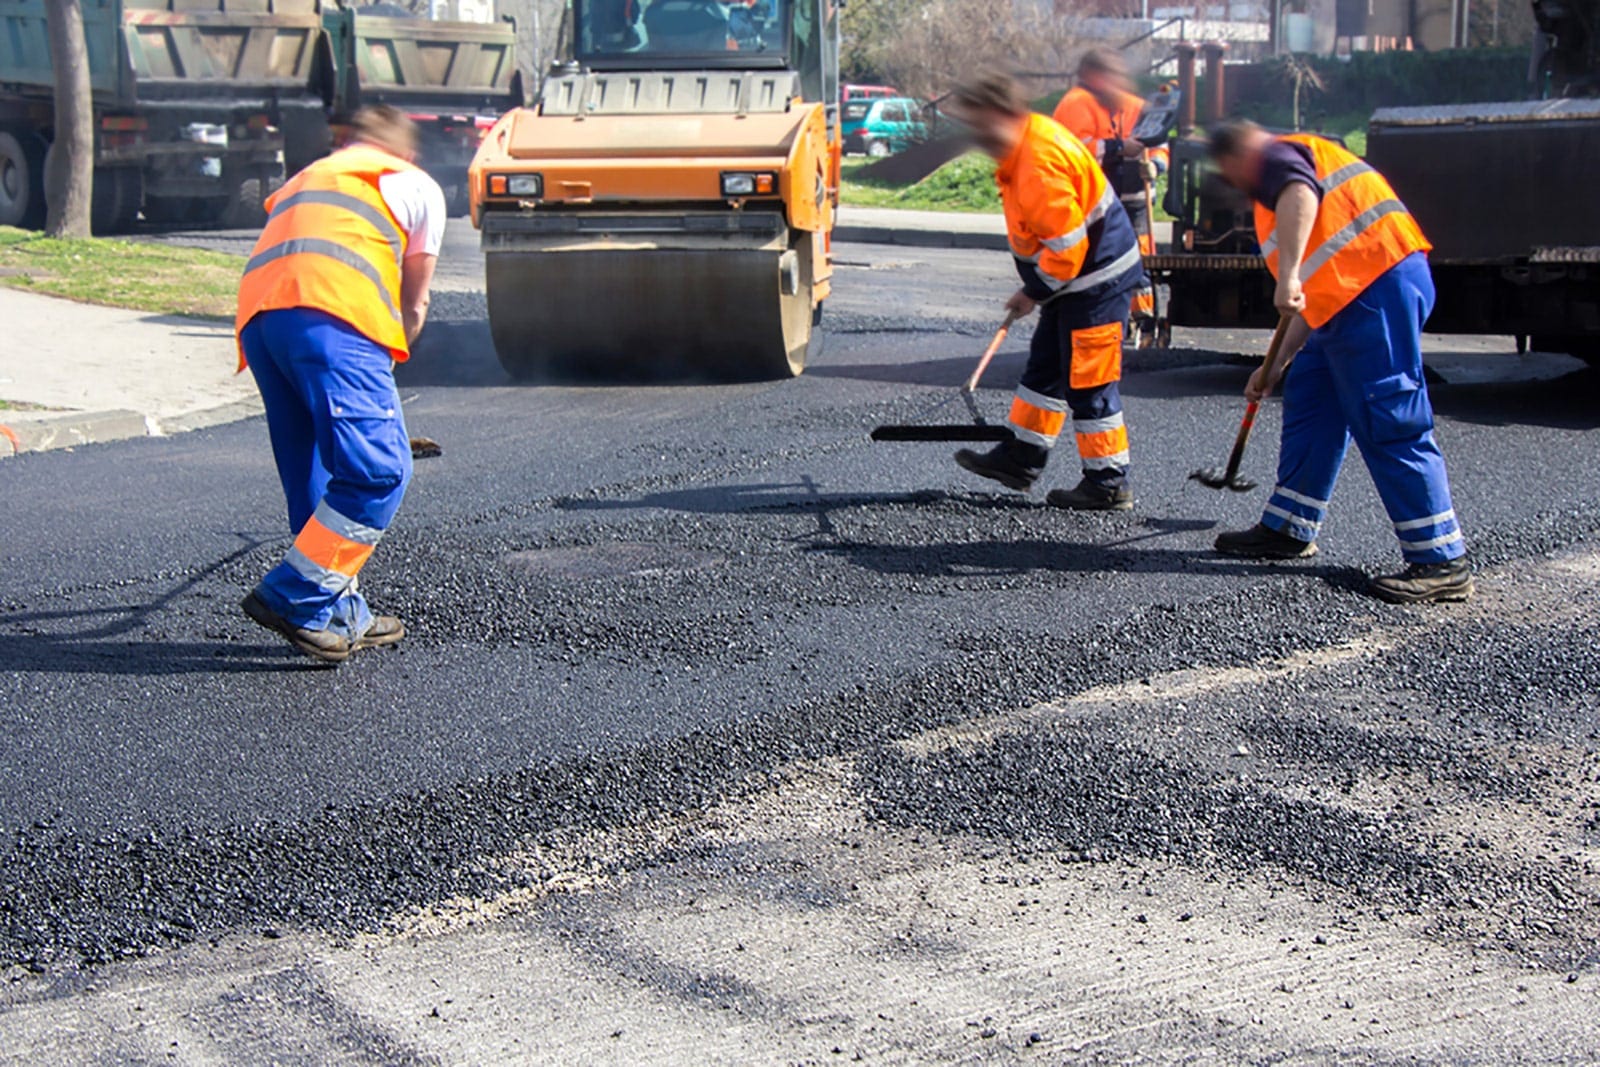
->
[468,0,842,380]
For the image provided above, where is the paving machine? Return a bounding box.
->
[468,0,841,381]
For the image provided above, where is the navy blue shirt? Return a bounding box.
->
[1251,139,1321,209]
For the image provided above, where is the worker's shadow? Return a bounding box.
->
[808,535,1368,591]
[0,536,326,676]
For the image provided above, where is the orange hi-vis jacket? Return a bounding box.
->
[236,143,417,367]
[1254,134,1431,329]
[996,112,1143,301]
[1052,85,1170,175]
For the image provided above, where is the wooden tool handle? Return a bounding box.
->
[1223,314,1295,481]
[963,309,1022,394]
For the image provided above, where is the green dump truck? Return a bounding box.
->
[0,0,335,231]
[321,2,524,215]
[0,0,520,232]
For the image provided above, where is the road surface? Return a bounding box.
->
[1,230,1597,1063]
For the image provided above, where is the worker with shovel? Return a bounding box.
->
[1053,47,1167,345]
[948,72,1145,511]
[1207,119,1472,604]
[235,105,446,662]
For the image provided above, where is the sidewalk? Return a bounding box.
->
[834,206,1173,252]
[0,288,259,458]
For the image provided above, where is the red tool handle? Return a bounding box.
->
[963,309,1022,394]
[1221,315,1294,482]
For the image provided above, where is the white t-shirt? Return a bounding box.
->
[377,168,447,259]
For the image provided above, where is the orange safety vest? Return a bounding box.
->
[1052,86,1141,160]
[1254,134,1431,329]
[236,143,416,366]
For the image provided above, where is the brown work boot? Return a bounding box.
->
[1214,523,1318,560]
[1368,558,1474,604]
[354,615,407,651]
[241,591,352,664]
[1047,478,1133,511]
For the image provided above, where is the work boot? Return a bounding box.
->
[1214,523,1318,560]
[354,614,407,651]
[954,444,1041,492]
[241,591,352,664]
[1368,558,1474,604]
[1047,478,1133,511]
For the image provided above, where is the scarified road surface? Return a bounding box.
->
[2,237,1597,1062]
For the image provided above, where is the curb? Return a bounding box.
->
[833,225,1010,252]
[0,396,263,460]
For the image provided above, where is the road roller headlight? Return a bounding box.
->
[721,171,776,197]
[488,173,542,198]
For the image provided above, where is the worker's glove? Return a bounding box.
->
[1140,158,1160,183]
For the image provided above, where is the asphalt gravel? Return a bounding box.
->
[2,240,1599,984]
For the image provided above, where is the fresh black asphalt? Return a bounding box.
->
[2,259,1599,971]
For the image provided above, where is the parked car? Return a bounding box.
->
[844,96,928,157]
[841,84,898,148]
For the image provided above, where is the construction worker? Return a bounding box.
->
[1053,47,1167,340]
[236,105,445,662]
[948,72,1144,510]
[1208,119,1473,604]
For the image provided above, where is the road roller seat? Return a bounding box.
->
[642,0,729,50]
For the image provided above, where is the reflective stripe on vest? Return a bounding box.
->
[236,145,415,363]
[1253,134,1431,329]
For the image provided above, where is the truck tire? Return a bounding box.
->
[0,129,46,229]
[223,176,267,230]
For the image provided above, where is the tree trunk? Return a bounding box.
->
[43,0,94,238]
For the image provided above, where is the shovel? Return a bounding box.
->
[870,310,1020,442]
[1189,313,1293,492]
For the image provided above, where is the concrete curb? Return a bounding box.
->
[0,396,263,460]
[833,224,1010,252]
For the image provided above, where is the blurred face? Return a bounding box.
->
[1081,62,1130,98]
[1213,134,1266,192]
[956,105,1024,161]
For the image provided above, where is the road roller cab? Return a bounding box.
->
[470,0,841,381]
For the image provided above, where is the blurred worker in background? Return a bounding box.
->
[235,105,446,662]
[948,72,1144,511]
[1053,46,1167,343]
[1208,119,1472,604]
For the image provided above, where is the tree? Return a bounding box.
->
[43,0,93,238]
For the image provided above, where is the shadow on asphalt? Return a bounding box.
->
[807,538,1369,590]
[0,535,319,675]
[1429,367,1600,430]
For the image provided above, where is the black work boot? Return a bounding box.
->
[354,614,407,651]
[954,443,1042,492]
[1368,557,1474,604]
[1214,523,1319,560]
[241,590,352,664]
[1047,478,1133,512]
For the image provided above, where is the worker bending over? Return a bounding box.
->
[235,105,446,661]
[1209,119,1472,604]
[1053,47,1166,341]
[949,73,1144,511]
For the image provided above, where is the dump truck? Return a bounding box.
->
[319,1,523,214]
[0,0,333,232]
[468,0,841,381]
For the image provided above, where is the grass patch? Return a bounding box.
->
[0,227,242,320]
[840,153,1002,213]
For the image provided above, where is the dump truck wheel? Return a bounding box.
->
[486,239,816,382]
[0,129,46,229]
[223,176,268,230]
[86,167,141,234]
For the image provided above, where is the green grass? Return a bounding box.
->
[839,153,1002,213]
[0,227,242,320]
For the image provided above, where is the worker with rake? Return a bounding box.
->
[947,72,1146,511]
[1207,119,1473,604]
